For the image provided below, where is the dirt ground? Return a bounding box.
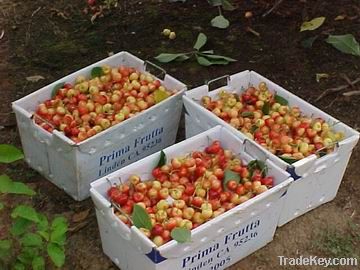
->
[1,0,360,269]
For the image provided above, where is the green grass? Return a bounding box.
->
[313,222,360,261]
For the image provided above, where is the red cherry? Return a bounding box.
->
[133,192,144,202]
[107,187,119,198]
[261,177,274,187]
[151,224,164,236]
[178,167,188,177]
[152,167,162,179]
[195,166,206,178]
[220,191,231,202]
[208,189,220,200]
[235,185,245,195]
[71,127,80,137]
[184,183,195,196]
[226,180,238,191]
[64,83,73,89]
[162,230,171,242]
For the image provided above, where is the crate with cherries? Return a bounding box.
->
[107,140,274,247]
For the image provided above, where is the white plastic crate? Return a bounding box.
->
[12,51,186,201]
[90,126,293,270]
[183,71,359,226]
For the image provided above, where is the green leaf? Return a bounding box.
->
[262,102,270,115]
[0,202,3,210]
[37,231,49,241]
[17,247,38,265]
[301,36,318,48]
[50,216,68,245]
[13,262,25,270]
[174,54,191,62]
[196,55,230,66]
[20,233,43,247]
[156,150,167,168]
[201,50,214,54]
[250,125,259,133]
[154,53,190,63]
[36,214,48,231]
[11,218,32,236]
[47,243,65,268]
[325,34,360,57]
[50,217,68,246]
[248,160,268,177]
[0,175,35,196]
[170,227,191,243]
[32,256,45,270]
[11,205,40,223]
[279,155,298,164]
[223,169,241,190]
[0,239,11,250]
[51,83,65,98]
[199,53,237,62]
[193,33,207,51]
[91,67,104,78]
[132,204,152,230]
[274,94,289,105]
[241,111,254,118]
[300,17,326,32]
[9,182,36,196]
[51,217,67,230]
[0,239,11,259]
[208,0,222,6]
[154,89,170,103]
[222,0,236,11]
[211,15,230,29]
[0,174,12,193]
[196,55,213,66]
[316,73,329,83]
[0,144,24,163]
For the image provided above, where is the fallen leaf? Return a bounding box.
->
[334,15,346,21]
[300,17,326,32]
[316,73,330,82]
[325,34,360,57]
[68,220,91,233]
[26,75,45,82]
[71,209,90,223]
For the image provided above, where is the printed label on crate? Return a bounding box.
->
[180,219,260,270]
[98,126,165,177]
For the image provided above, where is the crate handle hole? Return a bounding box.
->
[314,164,327,173]
[104,140,112,147]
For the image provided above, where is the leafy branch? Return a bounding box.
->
[154,33,237,66]
[0,145,68,269]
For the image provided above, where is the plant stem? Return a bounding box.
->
[218,6,222,16]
